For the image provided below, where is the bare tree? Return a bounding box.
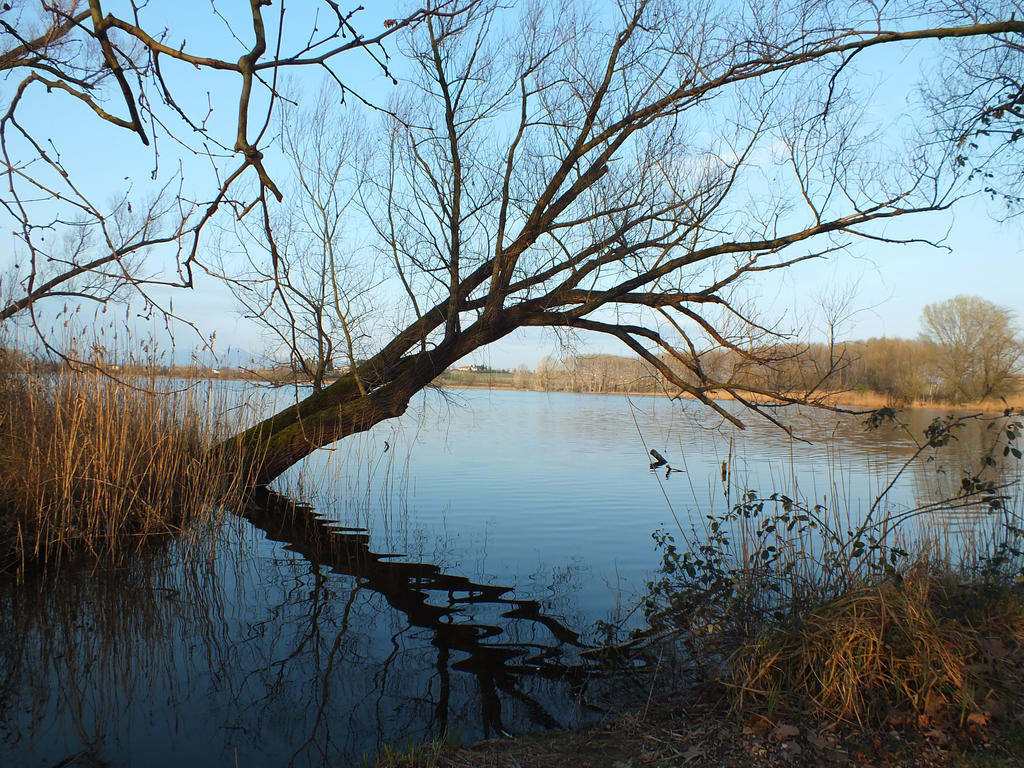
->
[1,2,1021,486]
[228,0,1024,484]
[925,0,1024,208]
[0,0,466,348]
[221,91,379,392]
[920,295,1023,402]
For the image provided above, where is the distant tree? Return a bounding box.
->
[845,338,936,404]
[920,296,1023,402]
[219,93,379,393]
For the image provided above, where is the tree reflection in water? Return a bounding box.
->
[0,490,617,768]
[0,532,238,767]
[242,487,604,761]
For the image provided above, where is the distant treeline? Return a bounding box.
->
[757,339,937,403]
[440,337,1022,405]
[747,337,1020,404]
[436,359,652,393]
[7,335,1019,405]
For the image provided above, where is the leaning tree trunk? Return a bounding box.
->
[230,315,507,486]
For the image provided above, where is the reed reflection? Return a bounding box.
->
[0,531,241,768]
[0,490,611,768]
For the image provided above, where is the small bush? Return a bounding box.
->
[643,408,1024,729]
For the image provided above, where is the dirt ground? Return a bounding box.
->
[408,699,1024,768]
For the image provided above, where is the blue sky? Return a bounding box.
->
[464,202,1024,370]
[3,1,1022,370]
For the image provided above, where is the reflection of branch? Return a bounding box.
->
[857,409,1024,563]
[242,487,594,733]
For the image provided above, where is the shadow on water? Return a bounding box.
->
[0,488,625,768]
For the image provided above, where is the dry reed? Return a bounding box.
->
[0,357,257,574]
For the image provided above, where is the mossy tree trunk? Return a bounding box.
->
[235,309,509,485]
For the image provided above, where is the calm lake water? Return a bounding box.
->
[1,387,1018,767]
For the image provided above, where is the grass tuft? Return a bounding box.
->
[367,731,460,768]
[729,573,1024,725]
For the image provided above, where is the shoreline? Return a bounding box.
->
[380,698,1023,768]
[431,380,1024,414]
[36,365,1024,414]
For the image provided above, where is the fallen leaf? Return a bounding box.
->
[806,732,831,750]
[925,729,950,746]
[924,689,948,716]
[744,714,772,736]
[886,712,908,728]
[967,711,991,728]
[769,723,801,743]
[983,693,1005,718]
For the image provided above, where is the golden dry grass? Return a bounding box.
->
[0,362,256,574]
[729,574,1024,726]
[821,389,1024,413]
[372,738,451,768]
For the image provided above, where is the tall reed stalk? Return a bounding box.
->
[0,355,257,574]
